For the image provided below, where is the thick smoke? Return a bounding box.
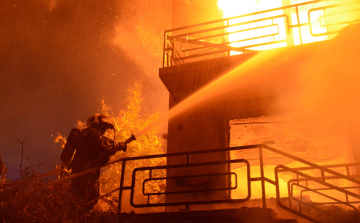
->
[0,0,171,180]
[277,23,360,121]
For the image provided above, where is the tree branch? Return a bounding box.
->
[17,139,25,179]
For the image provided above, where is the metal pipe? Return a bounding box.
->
[259,146,267,208]
[118,160,126,212]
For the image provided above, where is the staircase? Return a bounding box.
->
[48,144,360,223]
[274,162,360,223]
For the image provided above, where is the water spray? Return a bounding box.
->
[133,112,169,138]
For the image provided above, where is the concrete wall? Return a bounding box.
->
[159,23,360,210]
[159,44,305,209]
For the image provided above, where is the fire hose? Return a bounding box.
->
[124,134,136,145]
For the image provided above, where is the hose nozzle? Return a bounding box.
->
[124,134,136,145]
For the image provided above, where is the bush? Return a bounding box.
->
[0,169,123,222]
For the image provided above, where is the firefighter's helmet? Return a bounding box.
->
[86,113,112,128]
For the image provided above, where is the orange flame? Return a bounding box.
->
[216,0,335,55]
[217,0,287,55]
[218,0,360,202]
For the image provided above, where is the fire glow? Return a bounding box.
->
[217,0,286,54]
[217,0,360,204]
[216,0,359,55]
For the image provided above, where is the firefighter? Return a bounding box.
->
[61,113,127,211]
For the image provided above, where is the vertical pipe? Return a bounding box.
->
[171,39,175,66]
[282,0,294,46]
[298,179,302,213]
[118,161,126,212]
[272,19,275,42]
[288,181,293,209]
[275,167,282,209]
[296,6,303,44]
[259,146,266,208]
[167,52,170,67]
[324,9,328,37]
[226,19,230,56]
[147,169,152,205]
[163,32,167,68]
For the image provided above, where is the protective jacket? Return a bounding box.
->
[61,127,126,210]
[70,127,122,171]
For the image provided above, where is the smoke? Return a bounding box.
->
[278,23,360,120]
[0,0,171,180]
[112,1,171,74]
[110,0,172,111]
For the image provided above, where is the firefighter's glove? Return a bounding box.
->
[116,142,127,152]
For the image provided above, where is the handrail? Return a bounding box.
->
[275,165,360,222]
[49,143,360,187]
[278,162,360,173]
[163,0,360,67]
[300,186,360,205]
[292,183,357,222]
[39,143,360,222]
[129,159,250,208]
[309,1,360,37]
[263,145,360,185]
[286,162,360,205]
[282,166,360,200]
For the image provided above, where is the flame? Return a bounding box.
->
[227,110,358,203]
[217,0,360,197]
[216,0,350,55]
[217,0,286,55]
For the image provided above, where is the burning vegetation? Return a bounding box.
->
[0,81,166,221]
[2,0,360,222]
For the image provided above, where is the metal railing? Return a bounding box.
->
[162,0,360,67]
[276,163,360,222]
[274,166,360,222]
[46,143,360,222]
[48,145,253,211]
[129,159,249,209]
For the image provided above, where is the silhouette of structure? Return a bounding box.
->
[157,1,360,222]
[49,1,360,222]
